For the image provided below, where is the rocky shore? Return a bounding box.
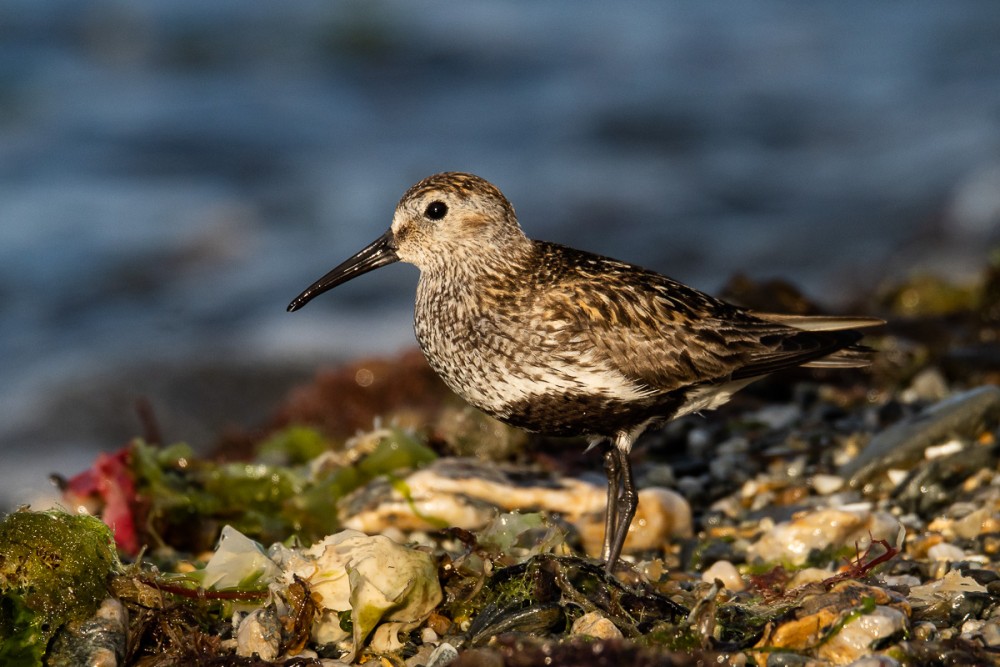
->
[3,260,1000,666]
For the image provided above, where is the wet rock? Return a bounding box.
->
[571,611,624,640]
[747,507,901,567]
[47,598,127,667]
[892,439,998,516]
[840,385,1000,491]
[909,569,991,625]
[462,554,687,648]
[422,642,460,667]
[980,621,1000,648]
[817,605,907,664]
[753,581,910,665]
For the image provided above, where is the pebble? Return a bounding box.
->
[953,507,997,540]
[423,642,460,667]
[981,621,1000,647]
[701,559,745,591]
[901,367,949,403]
[926,542,966,562]
[818,605,908,664]
[909,570,990,624]
[748,404,802,430]
[570,611,624,640]
[844,657,901,667]
[912,621,937,641]
[811,473,845,495]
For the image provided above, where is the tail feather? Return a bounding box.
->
[727,313,884,379]
[801,347,876,369]
[754,313,885,332]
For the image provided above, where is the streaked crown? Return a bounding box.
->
[390,172,530,269]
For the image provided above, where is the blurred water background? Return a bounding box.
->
[3,1,1000,508]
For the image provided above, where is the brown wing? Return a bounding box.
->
[525,243,876,393]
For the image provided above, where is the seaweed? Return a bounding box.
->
[0,510,119,665]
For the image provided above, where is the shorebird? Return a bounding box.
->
[288,172,882,572]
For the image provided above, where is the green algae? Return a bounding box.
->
[130,426,437,553]
[256,425,331,465]
[0,510,119,666]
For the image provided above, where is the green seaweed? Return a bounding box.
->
[257,425,331,466]
[0,510,119,665]
[129,426,437,553]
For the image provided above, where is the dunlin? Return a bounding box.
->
[288,172,882,572]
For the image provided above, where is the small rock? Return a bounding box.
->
[981,621,1000,648]
[817,605,908,664]
[786,567,836,589]
[901,367,949,403]
[912,621,936,641]
[47,598,128,667]
[953,507,998,540]
[701,559,745,592]
[571,611,624,640]
[811,474,845,495]
[749,404,802,430]
[909,570,990,624]
[844,656,902,667]
[927,542,966,562]
[424,642,460,667]
[747,508,901,566]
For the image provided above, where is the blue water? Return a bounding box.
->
[3,1,1000,507]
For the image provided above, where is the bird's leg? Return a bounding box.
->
[601,445,620,563]
[604,433,638,573]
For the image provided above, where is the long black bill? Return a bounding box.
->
[287,229,398,312]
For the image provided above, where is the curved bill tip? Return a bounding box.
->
[287,229,398,312]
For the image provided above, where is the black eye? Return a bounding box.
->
[424,201,448,220]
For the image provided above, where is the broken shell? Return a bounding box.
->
[235,606,281,661]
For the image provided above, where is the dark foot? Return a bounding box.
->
[604,447,637,573]
[601,446,620,563]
